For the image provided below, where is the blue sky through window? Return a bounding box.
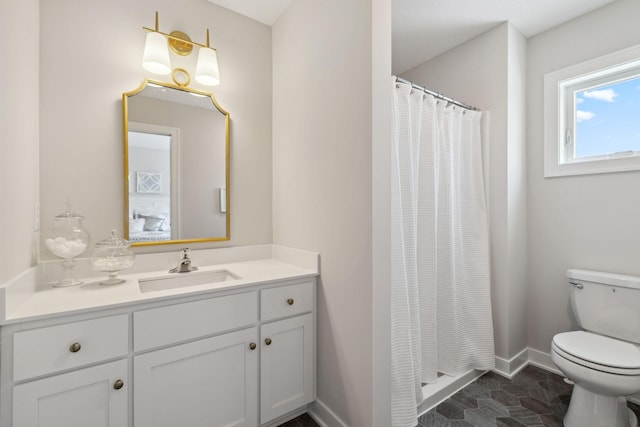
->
[574,76,640,158]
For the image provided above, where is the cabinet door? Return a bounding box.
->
[260,313,314,423]
[13,359,128,427]
[134,327,258,427]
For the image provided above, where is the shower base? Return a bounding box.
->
[417,369,485,417]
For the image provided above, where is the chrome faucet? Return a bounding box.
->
[169,248,199,273]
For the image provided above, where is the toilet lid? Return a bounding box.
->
[553,331,640,369]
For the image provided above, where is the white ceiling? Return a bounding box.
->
[207,0,292,25]
[392,0,618,74]
[207,0,618,74]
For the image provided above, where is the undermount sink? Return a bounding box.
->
[138,269,241,293]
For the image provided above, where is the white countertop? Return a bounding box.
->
[0,245,319,324]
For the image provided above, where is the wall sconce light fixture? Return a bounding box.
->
[142,11,220,86]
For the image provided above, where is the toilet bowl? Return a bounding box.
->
[551,331,640,427]
[551,269,640,427]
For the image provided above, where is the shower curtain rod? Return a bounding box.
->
[394,76,478,111]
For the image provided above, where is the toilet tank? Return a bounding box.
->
[567,269,640,344]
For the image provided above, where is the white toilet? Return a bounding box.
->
[551,269,640,427]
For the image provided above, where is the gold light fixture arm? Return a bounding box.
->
[143,11,217,52]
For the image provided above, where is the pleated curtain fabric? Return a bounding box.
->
[391,80,495,427]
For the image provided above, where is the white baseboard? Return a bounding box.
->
[527,347,562,376]
[493,347,562,379]
[308,399,348,427]
[493,347,529,379]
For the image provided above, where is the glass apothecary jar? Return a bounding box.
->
[45,208,90,287]
[90,229,135,285]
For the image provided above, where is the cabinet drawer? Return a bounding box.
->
[134,291,258,351]
[13,314,128,382]
[261,281,314,322]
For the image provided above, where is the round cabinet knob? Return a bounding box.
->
[113,379,124,390]
[249,342,257,350]
[265,338,272,346]
[69,342,82,353]
[287,298,294,306]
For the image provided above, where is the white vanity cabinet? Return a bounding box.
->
[133,291,260,427]
[0,276,316,427]
[133,280,316,426]
[260,313,314,423]
[259,282,315,423]
[134,327,259,427]
[10,315,129,427]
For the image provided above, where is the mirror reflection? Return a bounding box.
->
[123,79,230,246]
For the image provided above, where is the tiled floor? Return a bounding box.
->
[419,365,640,427]
[281,365,640,426]
[277,413,320,427]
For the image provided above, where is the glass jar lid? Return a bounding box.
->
[95,229,130,248]
[54,208,84,220]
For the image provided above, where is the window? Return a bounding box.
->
[544,44,640,177]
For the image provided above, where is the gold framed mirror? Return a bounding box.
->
[122,79,230,246]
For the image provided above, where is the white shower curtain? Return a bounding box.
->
[391,79,495,427]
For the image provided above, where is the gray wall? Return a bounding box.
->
[0,0,40,282]
[272,0,391,425]
[526,0,640,353]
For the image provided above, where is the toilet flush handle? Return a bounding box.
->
[569,281,583,289]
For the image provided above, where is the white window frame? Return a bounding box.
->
[544,44,640,177]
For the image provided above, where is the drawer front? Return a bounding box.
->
[261,281,314,322]
[13,314,129,382]
[134,291,258,352]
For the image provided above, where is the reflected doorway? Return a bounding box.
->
[127,123,180,242]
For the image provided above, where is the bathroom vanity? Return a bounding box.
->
[0,245,318,427]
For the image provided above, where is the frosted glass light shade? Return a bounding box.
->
[195,48,220,86]
[143,32,171,75]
